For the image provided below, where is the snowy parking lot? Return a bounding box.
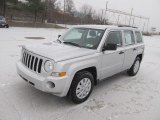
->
[0,27,160,120]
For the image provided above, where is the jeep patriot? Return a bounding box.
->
[16,25,145,103]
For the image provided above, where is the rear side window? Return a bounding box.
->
[124,31,135,45]
[135,31,143,43]
[106,31,122,47]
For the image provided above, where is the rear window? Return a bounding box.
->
[124,31,135,45]
[135,31,143,43]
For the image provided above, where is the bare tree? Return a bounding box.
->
[0,0,18,16]
[65,0,74,13]
[81,4,94,18]
[25,0,45,22]
[80,4,94,23]
[45,0,60,22]
[46,0,58,10]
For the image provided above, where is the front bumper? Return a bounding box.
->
[0,23,8,28]
[16,61,69,97]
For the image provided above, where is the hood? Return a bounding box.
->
[0,21,6,24]
[24,42,96,62]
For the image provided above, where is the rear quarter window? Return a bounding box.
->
[135,31,143,43]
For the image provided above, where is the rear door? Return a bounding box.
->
[122,30,138,70]
[135,31,145,55]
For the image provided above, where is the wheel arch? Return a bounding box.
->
[66,66,98,96]
[137,54,143,62]
[75,66,98,85]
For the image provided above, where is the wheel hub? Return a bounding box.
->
[134,60,140,73]
[76,78,91,99]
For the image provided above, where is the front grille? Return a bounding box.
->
[21,49,43,74]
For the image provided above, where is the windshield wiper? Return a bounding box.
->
[63,42,81,48]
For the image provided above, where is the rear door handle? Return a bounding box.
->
[119,51,124,54]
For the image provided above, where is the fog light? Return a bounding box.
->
[46,81,55,88]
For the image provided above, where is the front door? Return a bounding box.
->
[101,30,125,79]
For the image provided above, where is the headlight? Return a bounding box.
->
[44,61,54,72]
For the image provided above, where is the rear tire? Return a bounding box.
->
[127,57,141,76]
[69,71,94,104]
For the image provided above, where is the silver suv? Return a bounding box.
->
[16,25,145,103]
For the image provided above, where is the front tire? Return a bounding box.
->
[69,71,94,104]
[6,25,9,28]
[127,57,141,76]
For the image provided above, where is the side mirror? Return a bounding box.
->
[58,35,61,38]
[102,43,117,51]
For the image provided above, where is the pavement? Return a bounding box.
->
[0,27,160,120]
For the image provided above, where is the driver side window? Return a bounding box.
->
[106,31,122,47]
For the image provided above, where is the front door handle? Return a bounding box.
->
[119,51,124,54]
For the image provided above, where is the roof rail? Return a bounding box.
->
[118,25,138,28]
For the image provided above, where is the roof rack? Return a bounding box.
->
[118,25,138,28]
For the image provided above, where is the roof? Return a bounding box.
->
[72,25,139,31]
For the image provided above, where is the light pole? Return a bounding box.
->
[106,1,108,11]
[105,1,108,24]
[143,22,146,32]
[139,17,142,29]
[147,18,150,33]
[129,8,133,26]
[132,16,135,27]
[117,15,120,25]
[101,9,104,24]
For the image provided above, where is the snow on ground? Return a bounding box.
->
[0,27,160,120]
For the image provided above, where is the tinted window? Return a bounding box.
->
[135,31,143,43]
[124,31,135,45]
[106,31,122,47]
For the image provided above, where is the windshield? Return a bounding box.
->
[0,16,4,20]
[62,28,105,49]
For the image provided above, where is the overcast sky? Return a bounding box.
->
[71,0,160,31]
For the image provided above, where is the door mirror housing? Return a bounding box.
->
[102,44,117,51]
[58,35,61,38]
